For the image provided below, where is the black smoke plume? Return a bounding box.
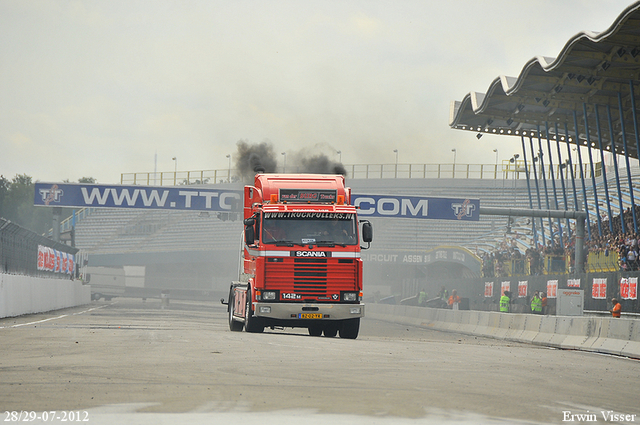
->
[297,154,346,176]
[234,140,347,179]
[235,140,278,179]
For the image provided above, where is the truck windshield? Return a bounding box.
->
[262,212,357,246]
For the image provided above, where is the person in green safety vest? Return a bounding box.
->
[500,290,511,313]
[418,289,428,306]
[530,291,542,314]
[437,286,448,301]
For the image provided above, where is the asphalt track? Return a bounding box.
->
[1,299,638,424]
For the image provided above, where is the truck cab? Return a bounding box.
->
[225,174,372,339]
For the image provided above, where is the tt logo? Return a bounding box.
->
[39,185,64,205]
[451,199,475,219]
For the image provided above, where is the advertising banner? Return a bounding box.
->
[567,278,581,288]
[592,277,607,299]
[484,282,493,297]
[352,194,480,221]
[501,281,511,296]
[518,281,528,298]
[37,245,74,275]
[34,183,242,212]
[547,280,558,298]
[620,277,638,300]
[35,183,480,221]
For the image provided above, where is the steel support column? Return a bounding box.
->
[564,123,580,213]
[555,123,571,237]
[594,105,614,233]
[529,136,546,245]
[583,103,603,236]
[573,110,592,240]
[520,135,538,247]
[545,122,563,246]
[537,127,553,242]
[606,104,626,234]
[619,91,638,234]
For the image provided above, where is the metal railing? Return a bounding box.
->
[121,161,596,186]
[482,252,622,278]
[1,218,78,277]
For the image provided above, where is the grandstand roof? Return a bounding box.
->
[450,1,640,157]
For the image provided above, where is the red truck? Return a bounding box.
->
[224,173,372,339]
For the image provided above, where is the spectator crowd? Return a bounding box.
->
[481,204,640,276]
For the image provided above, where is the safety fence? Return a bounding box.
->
[120,161,594,186]
[483,251,620,278]
[0,218,78,278]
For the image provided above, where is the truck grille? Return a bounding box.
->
[265,257,357,300]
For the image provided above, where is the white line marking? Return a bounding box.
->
[0,303,112,329]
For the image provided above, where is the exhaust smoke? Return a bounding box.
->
[235,140,278,178]
[297,153,346,176]
[234,140,347,180]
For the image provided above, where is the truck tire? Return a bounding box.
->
[308,325,323,337]
[244,288,264,333]
[323,324,338,337]
[228,290,243,332]
[339,318,360,339]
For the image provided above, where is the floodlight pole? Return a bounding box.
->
[478,207,586,274]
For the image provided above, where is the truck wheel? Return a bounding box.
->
[323,325,338,337]
[244,288,264,333]
[339,318,360,339]
[308,326,322,337]
[228,291,243,332]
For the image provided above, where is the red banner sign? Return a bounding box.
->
[567,278,580,288]
[484,282,493,297]
[518,281,528,297]
[592,277,607,299]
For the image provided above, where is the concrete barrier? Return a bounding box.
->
[556,317,589,351]
[0,274,91,318]
[590,318,635,357]
[366,304,640,359]
[622,320,640,359]
[518,314,542,344]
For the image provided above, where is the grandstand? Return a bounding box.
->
[75,207,241,254]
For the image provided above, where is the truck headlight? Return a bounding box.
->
[342,292,358,302]
[259,306,271,314]
[350,307,361,314]
[262,291,277,300]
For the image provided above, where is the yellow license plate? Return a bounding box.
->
[298,313,322,319]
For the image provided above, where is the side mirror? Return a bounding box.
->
[245,225,255,245]
[244,217,255,226]
[361,221,373,243]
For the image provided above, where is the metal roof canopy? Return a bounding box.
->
[450,1,640,157]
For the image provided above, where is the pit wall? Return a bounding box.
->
[366,304,640,359]
[0,274,91,319]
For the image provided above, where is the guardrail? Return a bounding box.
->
[121,161,594,185]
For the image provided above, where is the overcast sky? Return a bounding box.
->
[1,0,636,184]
